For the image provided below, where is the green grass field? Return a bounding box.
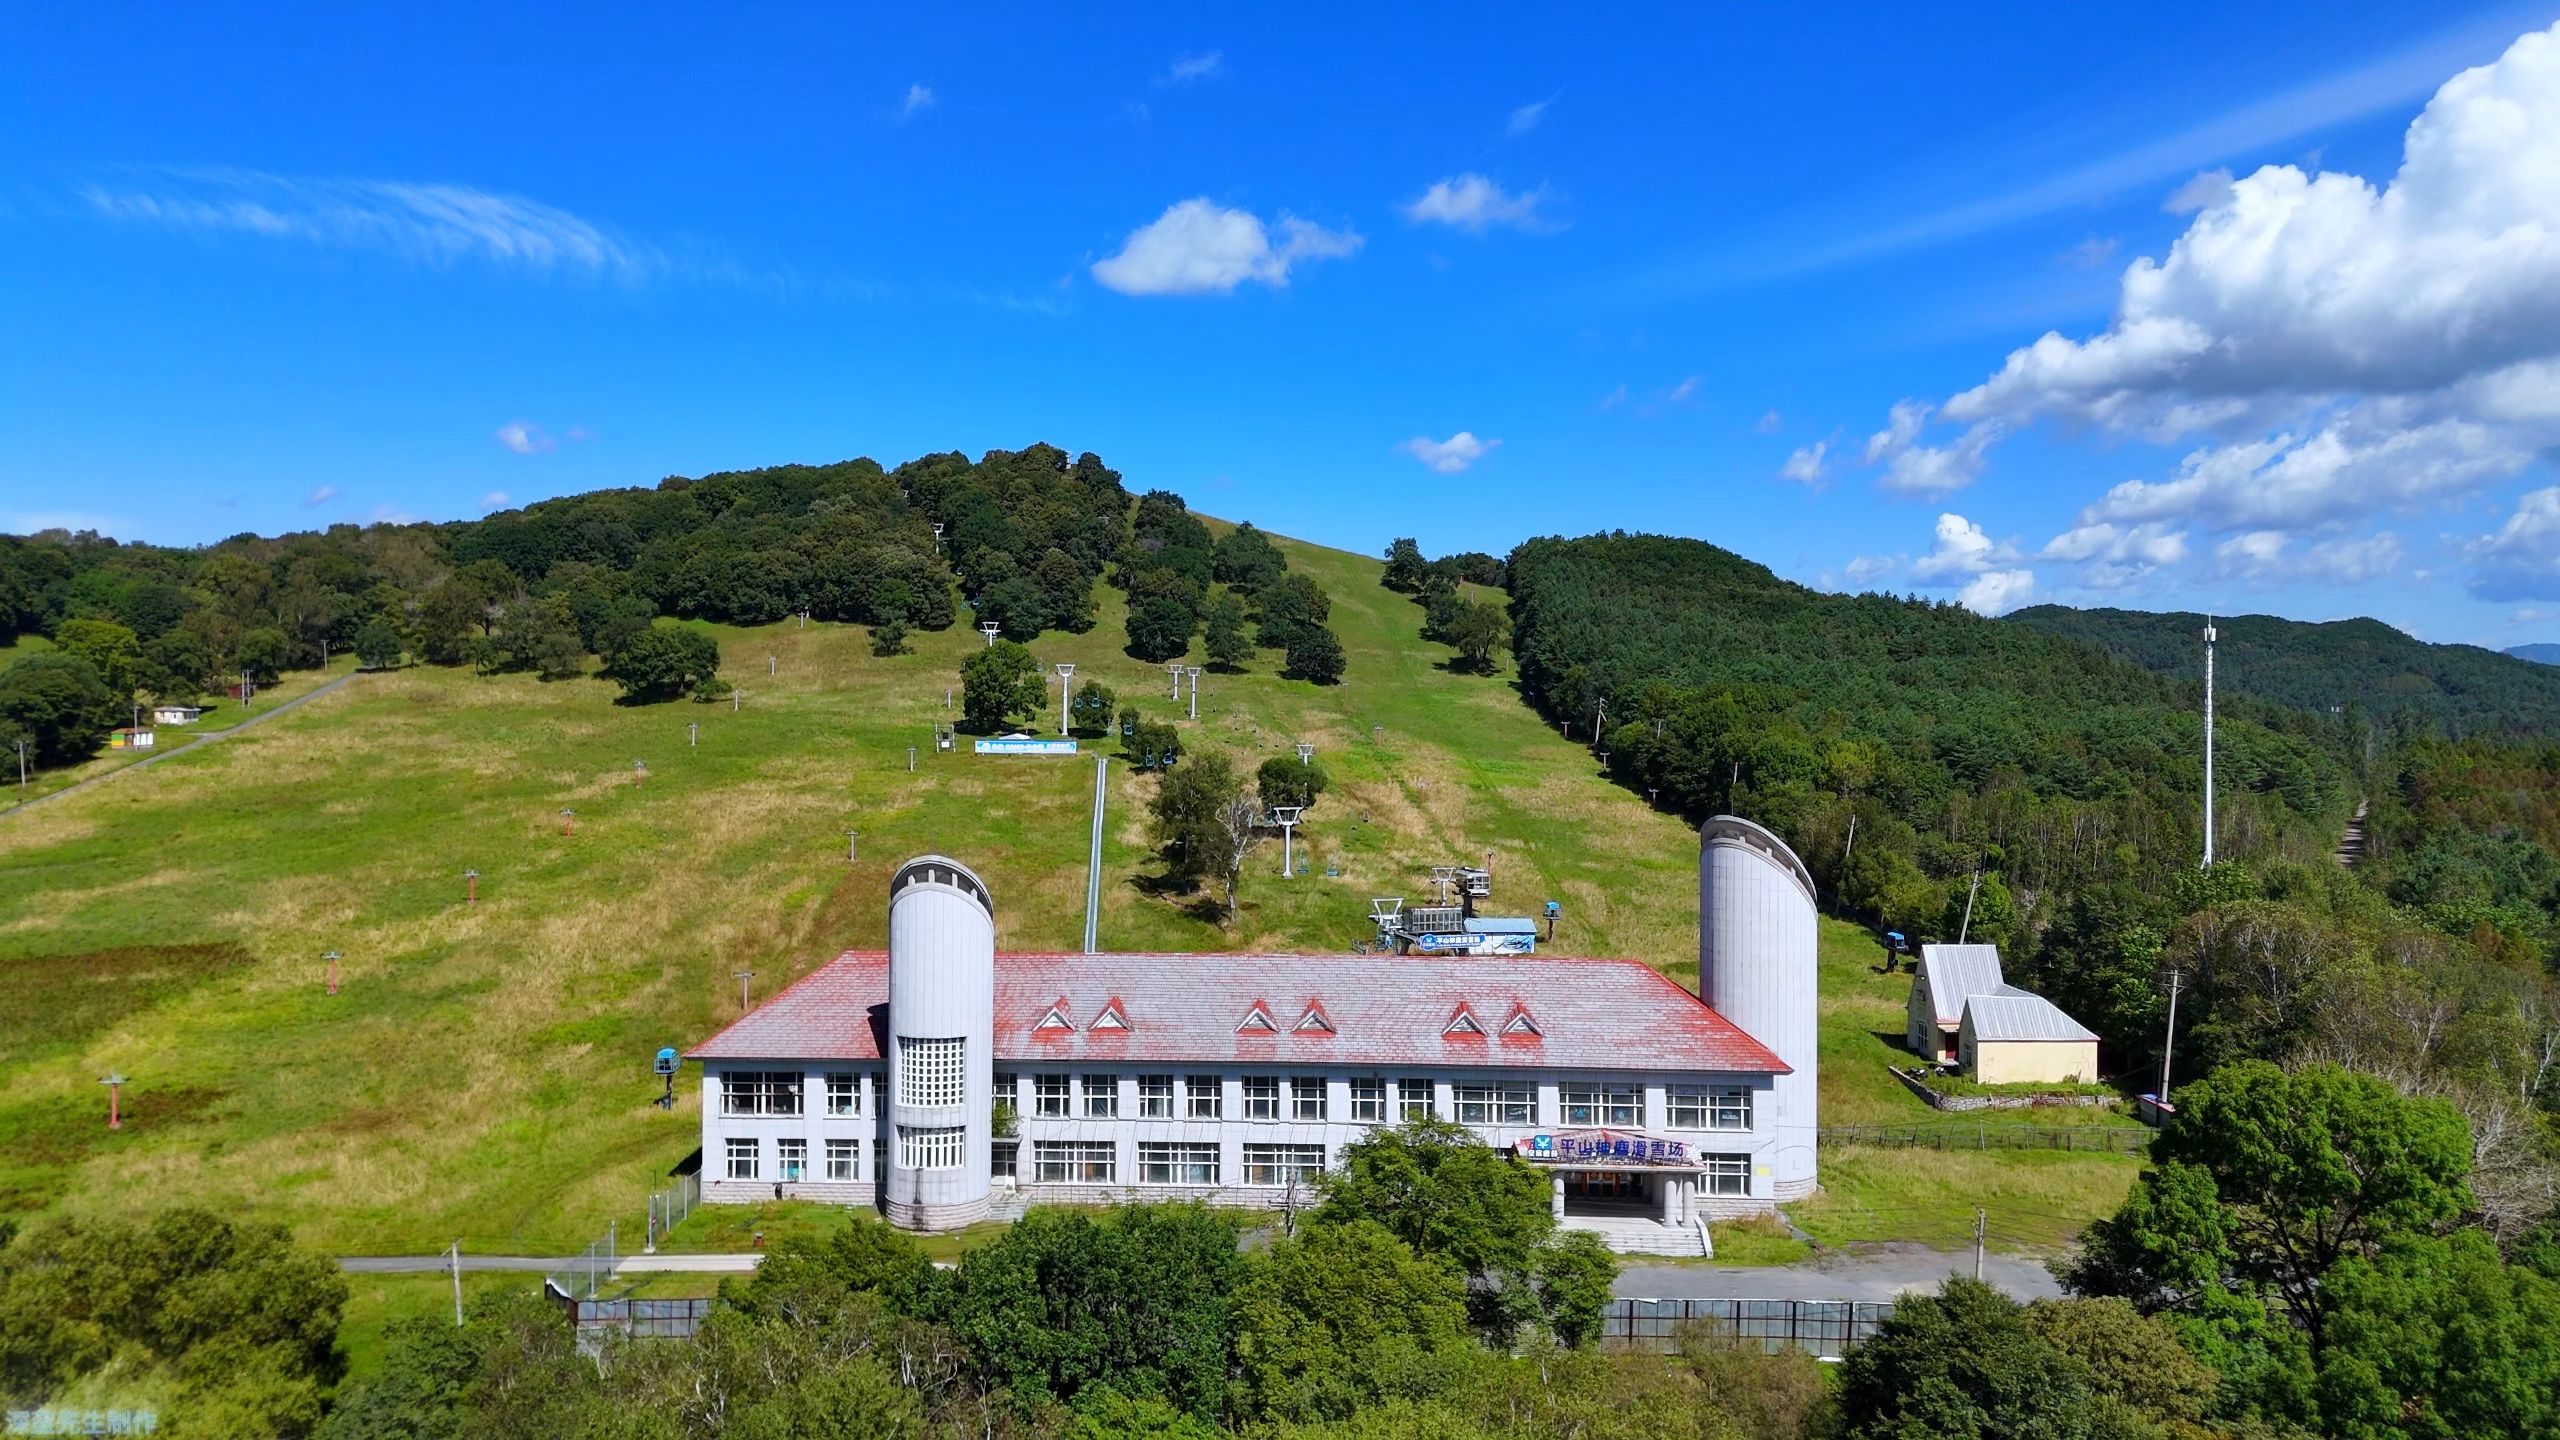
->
[0,528,2142,1261]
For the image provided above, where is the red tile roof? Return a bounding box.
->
[687,952,1787,1074]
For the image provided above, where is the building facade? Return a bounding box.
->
[690,821,1819,1236]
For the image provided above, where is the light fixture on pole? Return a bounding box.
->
[733,970,756,1011]
[1054,663,1076,735]
[101,1073,127,1130]
[979,622,1000,648]
[1295,743,1315,765]
[633,759,646,786]
[845,830,860,863]
[463,868,480,905]
[1167,662,1184,700]
[323,949,342,996]
[688,722,699,748]
[1271,806,1305,878]
[560,808,576,837]
[1184,667,1203,721]
[769,654,777,677]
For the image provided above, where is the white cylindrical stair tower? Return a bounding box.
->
[884,855,996,1229]
[1697,816,1819,1200]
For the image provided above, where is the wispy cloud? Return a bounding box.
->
[1401,431,1500,474]
[1756,411,1783,434]
[1402,174,1557,233]
[899,84,936,121]
[480,491,514,513]
[302,485,338,508]
[1507,95,1556,136]
[1091,198,1359,296]
[495,422,555,455]
[82,166,663,283]
[1161,50,1224,84]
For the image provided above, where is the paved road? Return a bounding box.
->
[1616,1244,2063,1303]
[340,1253,765,1276]
[5,669,365,817]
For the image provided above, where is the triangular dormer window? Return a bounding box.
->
[1237,1003,1277,1033]
[1091,1000,1129,1031]
[1293,1003,1334,1034]
[1502,1005,1541,1036]
[1444,1004,1483,1036]
[1034,999,1074,1032]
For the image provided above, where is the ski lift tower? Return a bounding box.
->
[979,621,1001,648]
[1271,806,1305,878]
[1054,663,1076,735]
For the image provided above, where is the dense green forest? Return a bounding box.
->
[1493,530,2559,1246]
[2009,604,2560,741]
[0,445,1341,767]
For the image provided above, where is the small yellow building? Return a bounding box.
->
[1958,992,2100,1084]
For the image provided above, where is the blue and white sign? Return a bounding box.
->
[1516,1130,1692,1165]
[974,737,1079,756]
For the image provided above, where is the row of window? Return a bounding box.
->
[721,1136,1759,1196]
[725,1070,1754,1130]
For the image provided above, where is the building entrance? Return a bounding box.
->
[1560,1170,1653,1213]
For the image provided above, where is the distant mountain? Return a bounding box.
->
[2007,606,2560,738]
[2509,643,2560,667]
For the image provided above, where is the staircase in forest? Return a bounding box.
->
[2334,799,2369,868]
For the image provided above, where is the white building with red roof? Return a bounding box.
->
[689,817,1819,1250]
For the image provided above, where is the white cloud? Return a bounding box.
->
[301,485,338,508]
[1872,512,2038,614]
[1401,431,1500,474]
[1665,376,1700,404]
[1779,440,1829,487]
[495,421,555,455]
[1863,400,1931,463]
[2468,487,2560,599]
[1910,513,2018,582]
[1880,423,2002,497]
[1757,410,1782,434]
[1508,97,1554,135]
[1959,570,2038,615]
[479,491,513,513]
[2209,529,2404,585]
[2039,519,2189,588]
[83,166,661,282]
[2162,168,2234,214]
[2061,234,2121,268]
[1090,198,1360,296]
[899,84,936,120]
[1402,174,1554,233]
[1163,51,1224,84]
[1843,553,1899,584]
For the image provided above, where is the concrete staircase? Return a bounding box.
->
[1562,1214,1710,1257]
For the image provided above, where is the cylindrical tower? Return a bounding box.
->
[884,854,996,1230]
[1697,816,1819,1200]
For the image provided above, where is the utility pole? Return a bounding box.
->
[769,654,777,677]
[1083,756,1108,954]
[1055,663,1076,736]
[2158,970,2183,1105]
[324,949,341,997]
[845,830,859,863]
[1958,869,1982,943]
[1842,813,1858,865]
[14,738,26,794]
[2201,620,2218,868]
[1973,1208,1986,1281]
[1592,696,1607,749]
[450,1241,464,1326]
[560,808,575,837]
[101,1073,127,1130]
[463,869,479,905]
[688,722,699,748]
[734,970,756,1011]
[732,686,740,712]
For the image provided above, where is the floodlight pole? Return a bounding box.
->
[1958,869,1982,943]
[101,1073,126,1130]
[1083,756,1108,954]
[634,759,646,786]
[846,830,859,863]
[561,808,576,837]
[1185,667,1203,721]
[734,970,756,1011]
[463,869,479,905]
[2158,970,2183,1106]
[324,949,341,996]
[1592,697,1608,750]
[1296,743,1315,765]
[450,1242,464,1326]
[980,622,1000,648]
[689,722,699,748]
[1055,663,1077,735]
[769,654,777,677]
[14,739,25,793]
[1167,663,1183,700]
[732,687,740,712]
[1272,806,1304,878]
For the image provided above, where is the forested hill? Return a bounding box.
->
[2008,604,2560,739]
[2512,642,2560,666]
[1502,532,2349,937]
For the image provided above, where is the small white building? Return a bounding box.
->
[152,704,204,726]
[1906,942,2100,1084]
[690,819,1823,1250]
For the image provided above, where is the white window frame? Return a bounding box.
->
[724,1137,759,1181]
[1398,1078,1436,1120]
[1562,1083,1642,1127]
[1243,1075,1280,1120]
[1186,1075,1224,1119]
[991,1140,1018,1179]
[1703,1153,1752,1196]
[721,1071,803,1117]
[991,1073,1019,1109]
[1138,1075,1174,1119]
[1033,1140,1117,1184]
[777,1138,807,1181]
[1350,1078,1386,1123]
[1242,1143,1325,1187]
[1669,1085,1754,1131]
[899,1125,965,1171]
[1291,1076,1328,1121]
[825,1072,858,1116]
[898,1037,965,1108]
[825,1139,855,1181]
[1137,1142,1221,1185]
[1034,1074,1070,1118]
[1454,1083,1495,1124]
[1082,1074,1120,1119]
[1499,1081,1538,1125]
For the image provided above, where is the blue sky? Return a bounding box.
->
[7,4,2560,647]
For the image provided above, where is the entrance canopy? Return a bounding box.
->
[1514,1128,1706,1172]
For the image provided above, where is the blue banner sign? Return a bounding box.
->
[1516,1130,1691,1165]
[6,1411,160,1435]
[974,737,1078,756]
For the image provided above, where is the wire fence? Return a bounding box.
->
[1820,1124,2151,1153]
[1602,1297,1894,1357]
[545,1173,701,1302]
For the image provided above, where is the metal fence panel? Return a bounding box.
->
[1600,1297,1897,1358]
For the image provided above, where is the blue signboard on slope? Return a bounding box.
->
[974,737,1079,756]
